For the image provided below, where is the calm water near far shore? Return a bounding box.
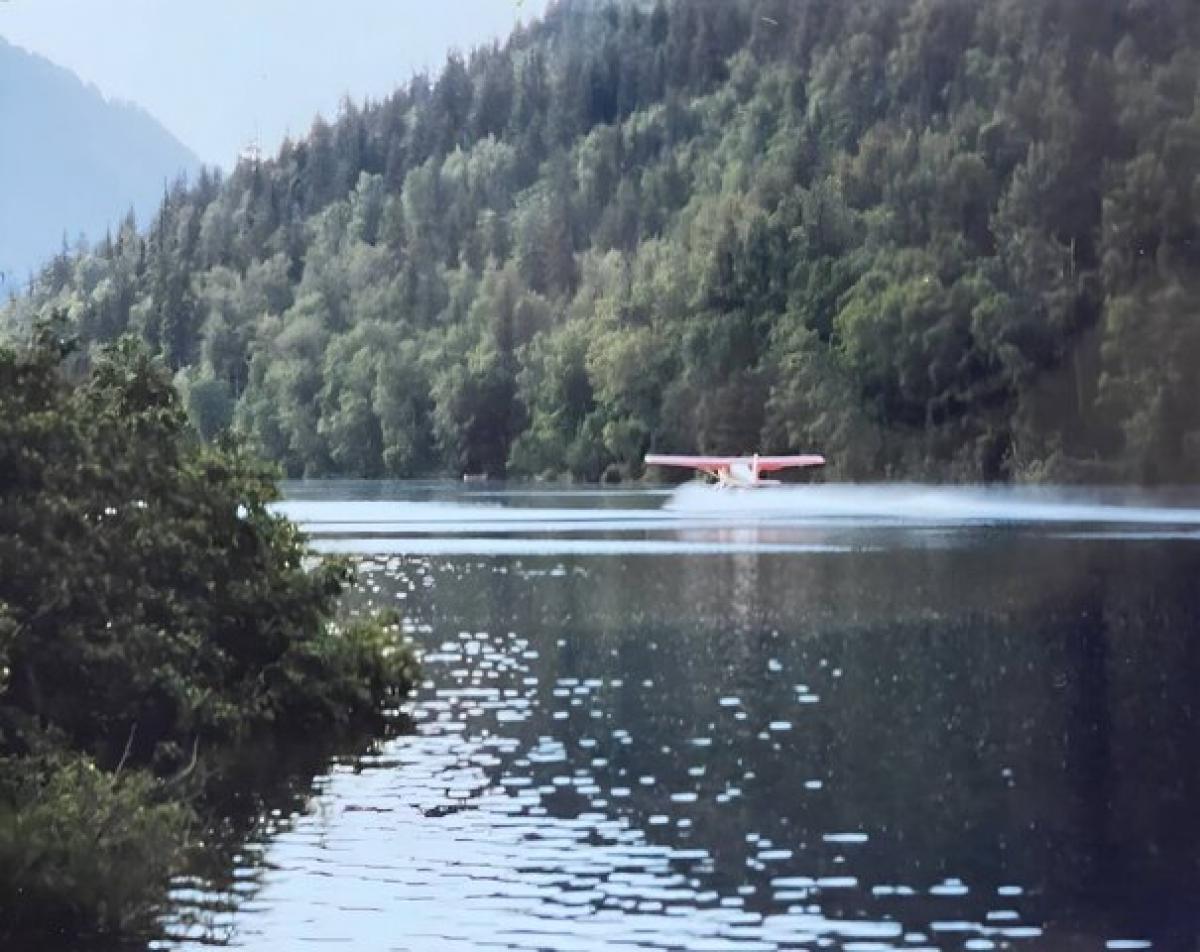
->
[159,482,1200,951]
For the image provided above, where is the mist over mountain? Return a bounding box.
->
[5,0,1200,483]
[0,36,200,287]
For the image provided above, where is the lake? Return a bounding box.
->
[159,482,1200,952]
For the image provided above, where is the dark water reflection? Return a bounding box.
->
[161,485,1200,951]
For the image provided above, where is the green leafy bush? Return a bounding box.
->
[0,326,414,764]
[261,609,420,730]
[0,754,191,939]
[0,325,416,941]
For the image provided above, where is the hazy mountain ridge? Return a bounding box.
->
[0,36,201,286]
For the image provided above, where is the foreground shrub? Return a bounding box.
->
[0,754,191,939]
[264,609,420,730]
[0,326,415,763]
[0,325,417,942]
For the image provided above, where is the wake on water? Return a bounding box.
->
[665,482,1200,527]
[280,483,1200,555]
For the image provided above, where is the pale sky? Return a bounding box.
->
[0,0,552,167]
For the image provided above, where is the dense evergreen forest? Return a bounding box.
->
[6,0,1200,482]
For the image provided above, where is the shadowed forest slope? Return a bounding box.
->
[5,0,1200,482]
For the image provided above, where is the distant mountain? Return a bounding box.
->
[0,36,200,288]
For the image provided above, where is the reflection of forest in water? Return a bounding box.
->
[362,537,1200,949]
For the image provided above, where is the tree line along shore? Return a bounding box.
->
[6,0,1198,483]
[3,0,1200,938]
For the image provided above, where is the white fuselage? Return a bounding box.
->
[712,460,780,489]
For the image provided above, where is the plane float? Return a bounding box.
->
[644,453,826,489]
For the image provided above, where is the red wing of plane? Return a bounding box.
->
[644,454,738,469]
[644,454,826,470]
[645,453,826,488]
[751,455,827,471]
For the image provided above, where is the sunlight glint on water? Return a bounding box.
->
[157,483,1200,951]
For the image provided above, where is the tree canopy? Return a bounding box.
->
[6,0,1200,482]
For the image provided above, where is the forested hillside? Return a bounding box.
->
[0,37,200,288]
[6,0,1200,482]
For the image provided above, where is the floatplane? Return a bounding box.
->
[645,453,826,489]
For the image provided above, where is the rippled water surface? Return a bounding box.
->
[162,483,1200,951]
